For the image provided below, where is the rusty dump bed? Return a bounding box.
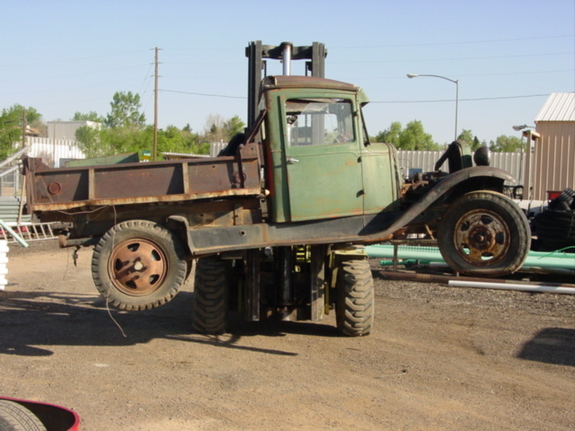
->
[23,145,261,214]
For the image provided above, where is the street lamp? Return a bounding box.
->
[512,124,535,131]
[407,73,459,141]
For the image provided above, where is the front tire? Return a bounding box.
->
[192,256,229,335]
[92,220,188,310]
[336,259,374,337]
[438,191,530,277]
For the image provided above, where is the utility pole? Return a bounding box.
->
[153,47,159,161]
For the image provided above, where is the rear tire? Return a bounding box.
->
[193,256,229,335]
[0,400,47,431]
[335,259,374,337]
[92,220,188,310]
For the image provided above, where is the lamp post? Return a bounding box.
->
[512,124,535,131]
[407,73,459,141]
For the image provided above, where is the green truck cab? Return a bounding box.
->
[263,75,400,223]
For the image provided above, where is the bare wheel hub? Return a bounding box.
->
[454,210,510,266]
[108,238,168,296]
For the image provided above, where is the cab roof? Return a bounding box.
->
[262,75,359,93]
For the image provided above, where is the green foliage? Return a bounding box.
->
[75,125,103,157]
[457,129,484,151]
[75,123,209,159]
[489,135,524,152]
[156,125,208,156]
[375,120,440,150]
[105,91,146,129]
[375,121,402,146]
[72,111,104,122]
[202,114,246,144]
[0,104,43,159]
[73,91,217,158]
[223,115,246,141]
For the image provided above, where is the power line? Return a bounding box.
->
[330,52,574,65]
[160,89,246,99]
[161,88,555,103]
[333,34,574,49]
[371,94,552,104]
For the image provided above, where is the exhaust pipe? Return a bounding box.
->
[281,42,293,76]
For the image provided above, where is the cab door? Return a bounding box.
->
[282,96,364,222]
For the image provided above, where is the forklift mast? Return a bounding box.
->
[245,41,327,128]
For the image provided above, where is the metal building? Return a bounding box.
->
[527,93,575,200]
[47,121,101,141]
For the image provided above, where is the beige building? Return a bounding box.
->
[524,93,575,201]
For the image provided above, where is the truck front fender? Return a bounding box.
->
[361,166,516,242]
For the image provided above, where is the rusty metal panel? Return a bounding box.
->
[187,158,259,194]
[92,163,185,198]
[24,154,262,213]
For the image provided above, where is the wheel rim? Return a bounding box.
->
[452,209,511,267]
[108,238,168,296]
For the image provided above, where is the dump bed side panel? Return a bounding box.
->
[23,144,262,213]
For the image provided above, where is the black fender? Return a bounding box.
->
[166,215,193,255]
[363,166,517,242]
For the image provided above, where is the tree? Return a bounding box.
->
[375,120,439,150]
[490,135,524,152]
[0,104,43,159]
[75,125,104,157]
[202,114,227,143]
[223,115,245,141]
[400,121,440,150]
[457,129,483,151]
[105,91,146,129]
[374,121,402,146]
[201,114,246,144]
[72,111,104,122]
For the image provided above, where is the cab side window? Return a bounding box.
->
[286,98,355,146]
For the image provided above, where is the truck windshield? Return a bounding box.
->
[286,98,355,146]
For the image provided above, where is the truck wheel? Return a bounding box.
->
[437,191,530,277]
[0,400,47,431]
[92,220,188,310]
[192,256,229,335]
[336,259,374,337]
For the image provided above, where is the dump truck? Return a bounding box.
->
[21,42,531,336]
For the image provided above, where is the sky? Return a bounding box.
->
[2,0,574,146]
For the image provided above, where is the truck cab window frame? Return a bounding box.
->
[285,98,356,147]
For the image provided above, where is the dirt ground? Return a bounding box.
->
[1,240,574,431]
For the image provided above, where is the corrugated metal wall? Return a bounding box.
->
[47,121,100,141]
[210,143,526,183]
[532,122,575,200]
[210,141,227,157]
[397,150,524,184]
[26,137,86,168]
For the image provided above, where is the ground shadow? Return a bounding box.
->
[516,328,575,367]
[0,288,339,358]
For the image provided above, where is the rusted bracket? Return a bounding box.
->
[235,109,267,189]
